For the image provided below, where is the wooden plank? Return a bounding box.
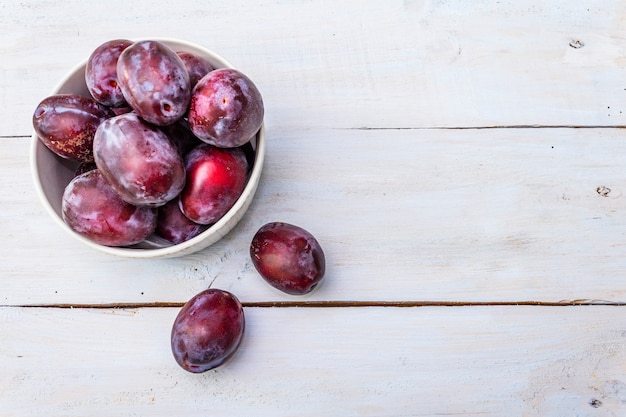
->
[5,126,626,305]
[1,305,625,416]
[4,0,626,137]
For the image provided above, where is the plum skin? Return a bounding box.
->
[156,199,205,244]
[188,68,264,148]
[171,289,245,373]
[116,40,191,126]
[33,94,114,162]
[159,118,202,157]
[250,222,326,295]
[62,169,157,246]
[93,112,186,207]
[179,144,249,225]
[85,39,133,107]
[177,51,214,88]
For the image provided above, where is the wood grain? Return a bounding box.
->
[3,1,626,415]
[5,126,626,305]
[3,0,626,137]
[1,306,625,417]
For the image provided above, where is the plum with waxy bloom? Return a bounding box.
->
[188,68,264,148]
[156,198,205,244]
[33,94,114,162]
[62,169,157,246]
[177,51,214,88]
[250,222,326,295]
[85,39,133,107]
[117,40,191,126]
[171,289,245,373]
[179,144,249,225]
[93,112,186,207]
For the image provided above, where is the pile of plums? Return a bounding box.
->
[33,39,326,374]
[33,39,263,247]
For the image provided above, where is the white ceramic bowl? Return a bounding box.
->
[30,38,265,258]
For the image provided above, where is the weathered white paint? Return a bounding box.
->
[1,306,625,417]
[3,1,626,415]
[4,126,626,305]
[4,0,626,137]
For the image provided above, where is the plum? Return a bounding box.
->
[85,39,132,107]
[62,169,157,246]
[171,289,245,373]
[110,106,133,116]
[74,162,97,177]
[250,222,325,295]
[33,94,114,162]
[179,144,248,225]
[117,40,191,126]
[93,112,186,207]
[156,198,205,244]
[159,118,203,157]
[188,68,264,148]
[177,51,214,88]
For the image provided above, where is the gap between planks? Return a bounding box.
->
[6,300,626,309]
[12,123,626,310]
[342,124,626,130]
[6,124,626,140]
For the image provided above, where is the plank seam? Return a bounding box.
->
[5,300,626,309]
[6,125,626,139]
[342,125,626,130]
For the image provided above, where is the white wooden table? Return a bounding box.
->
[2,1,626,415]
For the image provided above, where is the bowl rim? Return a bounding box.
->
[30,38,266,259]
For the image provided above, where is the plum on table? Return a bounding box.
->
[250,222,326,295]
[171,289,245,373]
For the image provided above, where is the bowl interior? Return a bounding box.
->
[31,38,265,259]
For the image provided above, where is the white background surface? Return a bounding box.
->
[2,1,626,415]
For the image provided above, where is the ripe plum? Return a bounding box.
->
[250,222,325,295]
[179,144,248,225]
[117,40,191,126]
[188,68,264,148]
[62,169,157,246]
[177,51,214,88]
[110,106,133,116]
[93,112,186,207]
[171,289,245,373]
[33,94,113,162]
[85,39,132,107]
[159,119,202,157]
[156,199,205,244]
[74,162,97,176]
